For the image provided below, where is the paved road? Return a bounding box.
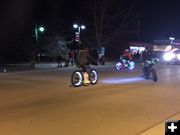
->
[0,63,180,135]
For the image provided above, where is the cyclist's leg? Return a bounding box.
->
[143,66,150,79]
[80,64,86,72]
[81,64,90,84]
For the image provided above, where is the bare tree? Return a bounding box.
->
[87,0,142,47]
[46,36,70,67]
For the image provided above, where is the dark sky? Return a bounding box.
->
[1,0,180,43]
[141,1,180,42]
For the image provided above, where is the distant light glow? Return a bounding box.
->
[169,37,175,41]
[171,48,179,53]
[81,25,86,29]
[130,46,145,53]
[73,24,78,28]
[38,27,45,32]
[73,24,86,29]
[177,54,180,60]
[163,53,175,61]
[101,77,144,84]
[165,45,172,52]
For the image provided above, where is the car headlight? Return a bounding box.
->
[176,54,180,60]
[163,53,175,61]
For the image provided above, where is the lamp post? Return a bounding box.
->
[169,36,175,46]
[73,24,85,43]
[34,25,45,63]
[34,25,45,46]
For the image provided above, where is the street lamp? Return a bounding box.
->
[169,36,175,46]
[73,24,86,42]
[34,25,45,63]
[34,25,45,46]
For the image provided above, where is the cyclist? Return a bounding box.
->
[123,49,132,61]
[76,46,98,85]
[141,47,154,78]
[122,49,132,67]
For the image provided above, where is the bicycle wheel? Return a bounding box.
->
[128,61,135,70]
[115,62,122,70]
[71,70,83,87]
[89,69,98,85]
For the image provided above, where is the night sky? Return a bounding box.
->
[141,1,180,41]
[0,0,180,61]
[0,0,180,42]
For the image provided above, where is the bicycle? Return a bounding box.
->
[71,67,98,87]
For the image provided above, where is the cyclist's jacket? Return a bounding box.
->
[76,50,98,66]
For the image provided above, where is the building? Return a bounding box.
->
[129,39,180,53]
[128,41,154,54]
[129,39,180,61]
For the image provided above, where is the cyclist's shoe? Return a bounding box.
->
[83,79,91,86]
